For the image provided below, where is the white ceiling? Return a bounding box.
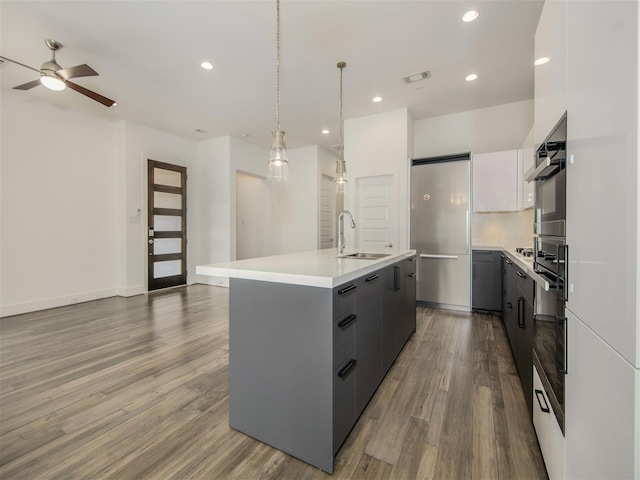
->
[0,0,543,152]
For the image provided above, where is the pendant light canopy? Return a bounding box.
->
[267,0,289,181]
[335,62,348,193]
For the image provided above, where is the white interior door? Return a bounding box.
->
[355,175,396,250]
[236,173,273,260]
[319,175,336,249]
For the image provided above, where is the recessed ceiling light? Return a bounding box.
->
[462,10,479,22]
[372,96,382,103]
[201,61,214,70]
[322,129,330,134]
[465,73,478,81]
[535,57,550,66]
[241,133,250,138]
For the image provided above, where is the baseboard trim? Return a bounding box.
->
[1,288,118,318]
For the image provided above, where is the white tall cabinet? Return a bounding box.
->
[561,1,639,479]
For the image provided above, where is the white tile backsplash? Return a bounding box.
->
[472,209,534,248]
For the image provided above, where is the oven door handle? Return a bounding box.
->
[556,243,569,302]
[556,315,568,375]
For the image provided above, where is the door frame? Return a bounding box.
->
[147,159,187,291]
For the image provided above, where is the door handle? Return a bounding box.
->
[535,389,550,413]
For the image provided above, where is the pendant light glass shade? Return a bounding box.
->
[335,156,347,194]
[268,130,289,181]
[267,0,289,181]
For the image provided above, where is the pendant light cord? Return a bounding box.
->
[276,0,281,132]
[339,64,343,154]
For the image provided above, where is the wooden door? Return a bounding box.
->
[147,160,187,291]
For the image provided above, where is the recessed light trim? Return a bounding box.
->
[322,129,330,134]
[465,73,478,82]
[372,96,382,103]
[535,57,550,66]
[462,10,479,22]
[201,61,214,70]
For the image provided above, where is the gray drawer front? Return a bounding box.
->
[334,282,357,318]
[333,310,356,369]
[472,250,495,262]
[516,269,535,305]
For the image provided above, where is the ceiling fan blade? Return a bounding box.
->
[0,55,40,74]
[65,80,116,107]
[56,64,98,80]
[13,79,42,90]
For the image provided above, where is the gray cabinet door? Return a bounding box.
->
[502,256,518,352]
[333,355,356,452]
[472,250,495,310]
[355,273,383,416]
[397,257,417,353]
[382,264,398,374]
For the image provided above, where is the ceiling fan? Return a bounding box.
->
[0,39,116,107]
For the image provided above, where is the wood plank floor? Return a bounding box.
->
[0,284,547,479]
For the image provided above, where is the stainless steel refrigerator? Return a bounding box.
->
[410,153,471,310]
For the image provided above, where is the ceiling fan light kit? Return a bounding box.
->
[1,38,116,107]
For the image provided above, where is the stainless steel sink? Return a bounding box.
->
[342,252,391,260]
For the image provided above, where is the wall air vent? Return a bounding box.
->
[402,70,431,84]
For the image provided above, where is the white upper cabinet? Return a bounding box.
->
[519,127,535,210]
[565,0,638,368]
[535,0,568,147]
[472,150,518,212]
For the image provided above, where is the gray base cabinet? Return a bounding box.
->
[472,250,502,311]
[501,253,534,418]
[229,256,416,473]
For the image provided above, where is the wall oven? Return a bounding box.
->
[529,112,568,434]
[530,113,567,237]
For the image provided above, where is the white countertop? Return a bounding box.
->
[196,248,416,289]
[473,245,550,291]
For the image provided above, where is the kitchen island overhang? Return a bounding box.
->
[197,248,417,473]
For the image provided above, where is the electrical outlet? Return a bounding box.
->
[69,296,79,304]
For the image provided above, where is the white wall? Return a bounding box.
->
[236,173,273,260]
[1,91,119,316]
[272,146,321,255]
[121,122,197,295]
[413,99,534,157]
[344,108,413,250]
[194,136,231,286]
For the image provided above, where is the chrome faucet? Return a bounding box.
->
[338,210,356,255]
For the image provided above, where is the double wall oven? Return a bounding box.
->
[528,113,568,433]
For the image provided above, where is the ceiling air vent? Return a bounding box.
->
[402,70,431,84]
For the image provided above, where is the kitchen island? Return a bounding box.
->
[196,248,417,473]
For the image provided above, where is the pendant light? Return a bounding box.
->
[335,62,348,193]
[267,0,289,181]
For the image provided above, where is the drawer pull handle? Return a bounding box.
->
[505,259,513,265]
[535,389,550,413]
[365,274,379,283]
[407,272,416,278]
[338,284,357,295]
[338,359,357,379]
[517,271,526,278]
[517,297,525,328]
[337,314,357,329]
[506,302,513,310]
